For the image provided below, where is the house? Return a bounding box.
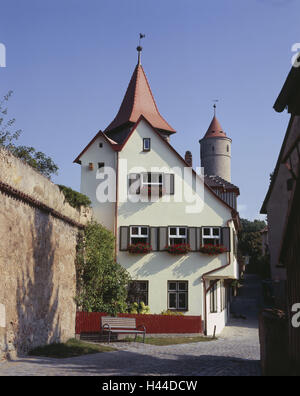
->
[263,60,300,374]
[260,61,300,310]
[74,46,240,335]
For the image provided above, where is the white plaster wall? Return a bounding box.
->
[79,135,116,232]
[117,120,238,318]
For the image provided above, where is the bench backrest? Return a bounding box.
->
[101,316,137,329]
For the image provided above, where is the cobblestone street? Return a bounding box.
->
[0,275,262,376]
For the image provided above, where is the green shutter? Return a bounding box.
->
[119,226,129,251]
[159,227,168,251]
[188,227,197,251]
[150,227,158,251]
[222,227,231,252]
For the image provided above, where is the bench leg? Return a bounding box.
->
[134,333,137,342]
[108,331,111,344]
[143,332,145,343]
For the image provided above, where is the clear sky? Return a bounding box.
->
[0,0,298,220]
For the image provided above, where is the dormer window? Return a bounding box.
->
[143,138,151,152]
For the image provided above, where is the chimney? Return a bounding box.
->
[185,151,193,167]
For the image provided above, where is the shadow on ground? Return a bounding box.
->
[5,350,261,376]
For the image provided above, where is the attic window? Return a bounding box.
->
[99,143,103,148]
[98,162,105,172]
[143,138,151,152]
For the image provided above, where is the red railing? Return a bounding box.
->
[76,312,202,334]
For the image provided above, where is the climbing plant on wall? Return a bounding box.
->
[76,221,131,316]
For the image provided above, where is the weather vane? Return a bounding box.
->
[213,99,219,116]
[137,33,145,64]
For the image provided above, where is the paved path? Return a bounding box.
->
[0,275,262,376]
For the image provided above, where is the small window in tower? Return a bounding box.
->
[227,145,229,152]
[99,143,103,148]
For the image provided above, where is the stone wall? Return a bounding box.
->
[0,148,91,359]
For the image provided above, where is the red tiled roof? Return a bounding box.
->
[105,64,176,134]
[204,116,227,139]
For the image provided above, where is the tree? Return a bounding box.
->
[76,221,131,315]
[0,91,58,179]
[9,146,58,179]
[0,90,21,145]
[238,218,270,277]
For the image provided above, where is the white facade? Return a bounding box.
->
[78,118,239,335]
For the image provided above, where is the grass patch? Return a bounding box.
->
[123,336,216,346]
[28,338,116,358]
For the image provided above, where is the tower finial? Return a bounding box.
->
[213,99,219,116]
[137,33,145,65]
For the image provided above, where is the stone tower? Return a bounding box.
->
[199,108,232,182]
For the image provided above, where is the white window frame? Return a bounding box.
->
[168,226,187,245]
[202,227,221,246]
[141,172,163,187]
[130,226,149,244]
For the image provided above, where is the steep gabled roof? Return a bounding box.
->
[274,62,300,115]
[73,130,121,164]
[104,64,176,134]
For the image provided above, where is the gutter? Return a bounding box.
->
[202,219,233,335]
[114,151,119,261]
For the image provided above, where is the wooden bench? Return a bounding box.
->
[101,317,146,343]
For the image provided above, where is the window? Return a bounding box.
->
[210,281,218,313]
[202,227,221,246]
[130,226,149,245]
[99,143,103,148]
[143,138,151,151]
[128,281,149,305]
[168,281,188,311]
[98,162,105,172]
[142,173,163,187]
[168,226,187,246]
[141,173,163,196]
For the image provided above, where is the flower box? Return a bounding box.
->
[165,243,191,254]
[128,243,152,254]
[199,244,227,256]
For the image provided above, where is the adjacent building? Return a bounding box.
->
[74,47,240,335]
[261,58,300,373]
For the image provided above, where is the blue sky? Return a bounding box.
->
[0,0,298,220]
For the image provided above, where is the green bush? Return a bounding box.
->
[128,301,150,314]
[160,310,184,316]
[76,221,131,316]
[58,185,91,209]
